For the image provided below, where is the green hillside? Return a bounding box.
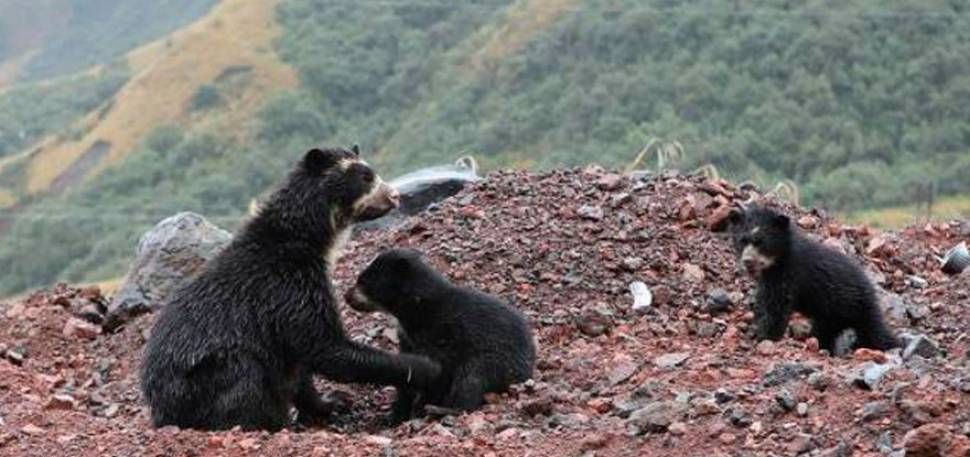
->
[270,0,970,210]
[0,0,217,81]
[1,0,969,296]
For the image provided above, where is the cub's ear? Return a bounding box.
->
[302,148,341,174]
[388,248,423,272]
[351,144,360,157]
[773,213,790,229]
[727,208,744,224]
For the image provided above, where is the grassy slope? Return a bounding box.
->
[844,193,970,229]
[22,0,296,196]
[379,0,576,171]
[0,0,70,87]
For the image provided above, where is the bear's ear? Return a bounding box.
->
[391,249,424,272]
[351,144,360,157]
[302,148,341,174]
[773,213,790,229]
[389,255,413,275]
[727,208,744,224]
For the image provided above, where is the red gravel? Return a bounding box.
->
[0,168,967,456]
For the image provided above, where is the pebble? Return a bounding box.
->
[774,389,796,411]
[787,433,815,454]
[682,264,705,282]
[63,317,101,340]
[608,355,640,386]
[653,352,690,369]
[45,394,78,410]
[718,433,737,445]
[668,422,687,436]
[714,388,736,404]
[20,424,44,436]
[854,348,888,364]
[496,428,520,441]
[756,340,776,355]
[627,401,688,434]
[763,363,817,387]
[577,205,604,221]
[903,334,942,360]
[903,423,949,457]
[861,400,890,422]
[705,288,732,314]
[851,362,894,390]
[726,407,752,428]
[807,372,831,391]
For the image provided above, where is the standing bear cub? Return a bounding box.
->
[141,147,441,431]
[345,248,536,422]
[726,205,900,353]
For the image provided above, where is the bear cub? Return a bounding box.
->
[141,147,441,431]
[726,205,900,353]
[346,248,536,422]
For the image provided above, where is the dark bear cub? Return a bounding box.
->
[345,248,536,422]
[141,147,441,431]
[726,205,900,353]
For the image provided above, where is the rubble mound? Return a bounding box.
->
[0,168,967,456]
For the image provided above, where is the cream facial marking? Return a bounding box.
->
[348,286,382,312]
[325,227,351,275]
[740,244,775,275]
[351,175,390,215]
[336,158,355,172]
[335,157,369,172]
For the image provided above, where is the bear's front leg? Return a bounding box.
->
[293,373,339,426]
[312,340,442,389]
[753,283,791,341]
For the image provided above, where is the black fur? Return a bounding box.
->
[728,205,900,353]
[140,147,439,431]
[346,249,536,423]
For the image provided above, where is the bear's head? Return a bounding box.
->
[727,205,792,276]
[345,248,445,316]
[297,145,400,223]
[246,146,399,249]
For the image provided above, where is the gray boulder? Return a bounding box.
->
[104,212,232,330]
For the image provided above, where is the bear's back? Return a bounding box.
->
[785,234,877,321]
[144,241,336,374]
[408,288,535,382]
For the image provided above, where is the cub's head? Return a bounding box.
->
[291,145,399,226]
[727,205,792,276]
[345,248,442,315]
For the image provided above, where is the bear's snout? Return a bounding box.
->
[344,286,379,312]
[353,181,400,222]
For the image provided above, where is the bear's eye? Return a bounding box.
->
[361,169,375,184]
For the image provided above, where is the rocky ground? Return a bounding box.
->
[0,168,968,457]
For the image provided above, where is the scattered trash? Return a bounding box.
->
[629,281,653,312]
[940,241,969,275]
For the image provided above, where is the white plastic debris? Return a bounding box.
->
[630,281,653,312]
[940,241,969,275]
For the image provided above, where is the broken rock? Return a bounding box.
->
[63,318,101,340]
[627,401,688,434]
[850,362,895,390]
[903,334,942,360]
[653,352,690,369]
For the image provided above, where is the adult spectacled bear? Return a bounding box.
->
[141,147,441,431]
